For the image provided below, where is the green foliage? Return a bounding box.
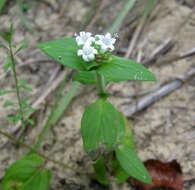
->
[115,144,152,184]
[81,98,125,152]
[0,41,8,49]
[37,38,86,71]
[0,90,14,96]
[93,157,109,185]
[110,159,129,184]
[4,56,13,72]
[119,115,135,150]
[73,71,110,85]
[73,71,97,85]
[15,41,30,55]
[38,31,156,185]
[109,0,137,33]
[1,25,35,128]
[2,154,51,190]
[3,101,17,108]
[97,56,156,82]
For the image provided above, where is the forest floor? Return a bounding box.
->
[0,0,195,190]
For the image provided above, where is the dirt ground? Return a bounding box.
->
[0,0,195,190]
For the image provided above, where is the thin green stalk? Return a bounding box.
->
[95,72,107,95]
[34,69,70,150]
[108,0,137,34]
[141,0,155,22]
[9,41,25,128]
[0,129,85,175]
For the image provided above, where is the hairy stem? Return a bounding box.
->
[9,42,25,128]
[95,72,107,96]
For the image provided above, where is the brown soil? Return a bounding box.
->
[0,0,195,190]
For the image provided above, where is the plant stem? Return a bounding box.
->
[95,72,107,96]
[9,42,25,128]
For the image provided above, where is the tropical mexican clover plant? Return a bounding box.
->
[37,31,156,185]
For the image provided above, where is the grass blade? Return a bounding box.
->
[50,81,80,125]
[0,0,7,14]
[108,0,137,34]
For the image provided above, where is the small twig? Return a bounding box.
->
[156,47,195,65]
[125,20,144,58]
[142,39,175,66]
[124,68,195,117]
[125,0,155,58]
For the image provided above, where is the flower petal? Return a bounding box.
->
[109,45,114,51]
[105,32,111,39]
[93,49,98,54]
[88,54,95,61]
[111,38,116,44]
[83,55,89,62]
[77,49,83,56]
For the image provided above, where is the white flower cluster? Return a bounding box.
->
[75,32,116,62]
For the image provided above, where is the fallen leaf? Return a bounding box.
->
[129,159,183,190]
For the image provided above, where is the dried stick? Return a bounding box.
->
[125,0,156,58]
[142,39,175,66]
[156,47,195,65]
[124,68,195,117]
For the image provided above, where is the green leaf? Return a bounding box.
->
[110,160,129,184]
[0,0,7,14]
[0,90,14,96]
[37,38,86,71]
[3,101,17,108]
[97,56,156,82]
[118,114,135,150]
[6,115,20,125]
[73,71,96,85]
[26,118,35,125]
[115,144,152,184]
[4,56,13,72]
[0,42,8,49]
[2,24,14,44]
[93,157,109,185]
[15,41,29,54]
[81,99,125,152]
[2,154,51,190]
[21,85,32,91]
[73,71,111,85]
[19,78,28,86]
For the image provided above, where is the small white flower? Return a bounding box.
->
[76,31,95,46]
[77,43,98,62]
[95,33,116,53]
